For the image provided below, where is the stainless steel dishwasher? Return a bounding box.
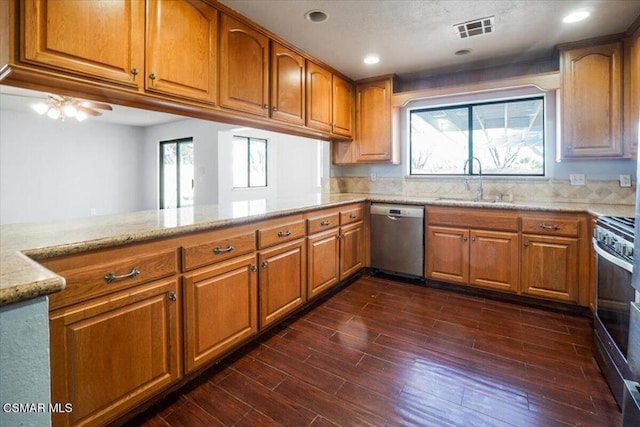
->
[370,203,424,279]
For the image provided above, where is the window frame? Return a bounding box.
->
[408,95,546,177]
[232,135,268,189]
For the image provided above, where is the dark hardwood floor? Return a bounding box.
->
[122,275,621,427]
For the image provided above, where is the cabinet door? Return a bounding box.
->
[339,222,364,280]
[332,74,354,137]
[22,0,144,88]
[259,239,307,328]
[271,42,305,125]
[469,230,519,292]
[308,229,340,299]
[306,61,333,132]
[355,78,392,162]
[183,254,258,373]
[426,226,469,284]
[50,279,181,427]
[219,14,269,116]
[561,42,624,158]
[146,0,217,104]
[521,234,579,302]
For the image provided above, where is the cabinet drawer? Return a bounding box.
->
[258,220,306,249]
[428,207,519,231]
[47,248,178,310]
[307,212,340,235]
[182,232,256,271]
[340,205,364,225]
[521,216,580,237]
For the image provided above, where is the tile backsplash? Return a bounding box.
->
[330,176,635,205]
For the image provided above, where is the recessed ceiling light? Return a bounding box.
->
[455,49,472,56]
[364,55,380,65]
[305,10,328,23]
[563,10,590,23]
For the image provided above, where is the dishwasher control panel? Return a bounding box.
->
[370,204,424,218]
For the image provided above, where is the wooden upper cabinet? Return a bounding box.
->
[219,14,269,116]
[270,42,305,125]
[306,61,333,132]
[22,0,144,88]
[560,41,624,158]
[146,0,217,104]
[332,74,354,137]
[355,77,393,162]
[625,26,640,156]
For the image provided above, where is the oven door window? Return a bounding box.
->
[597,246,634,358]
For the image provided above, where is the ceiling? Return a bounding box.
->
[218,0,640,80]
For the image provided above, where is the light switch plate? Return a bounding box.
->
[620,174,632,187]
[370,172,377,182]
[569,174,586,186]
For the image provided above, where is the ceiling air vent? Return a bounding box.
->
[454,16,495,39]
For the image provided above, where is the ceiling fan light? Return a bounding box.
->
[76,110,88,122]
[47,107,61,120]
[63,103,77,118]
[33,103,49,115]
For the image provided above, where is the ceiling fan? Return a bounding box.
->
[3,92,113,121]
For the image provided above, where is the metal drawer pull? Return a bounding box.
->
[213,244,234,254]
[277,230,291,237]
[104,267,140,284]
[320,220,331,226]
[168,292,177,302]
[539,223,560,231]
[349,213,357,219]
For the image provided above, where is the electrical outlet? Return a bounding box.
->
[569,174,586,186]
[370,172,377,182]
[620,174,632,188]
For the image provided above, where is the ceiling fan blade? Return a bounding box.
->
[77,105,102,116]
[79,100,112,111]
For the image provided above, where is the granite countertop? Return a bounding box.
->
[0,192,634,307]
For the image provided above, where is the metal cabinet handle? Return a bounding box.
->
[320,220,331,226]
[539,223,560,231]
[149,73,156,80]
[104,267,140,284]
[168,292,177,302]
[213,244,234,254]
[463,236,468,242]
[263,104,269,109]
[471,236,476,242]
[337,234,344,240]
[130,68,139,76]
[272,106,278,111]
[524,240,530,247]
[277,230,291,237]
[349,213,357,219]
[261,261,268,269]
[250,265,258,272]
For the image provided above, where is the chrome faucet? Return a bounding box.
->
[463,157,483,201]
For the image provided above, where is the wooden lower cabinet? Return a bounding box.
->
[307,228,340,299]
[49,278,181,427]
[258,238,307,328]
[183,254,258,373]
[521,234,579,303]
[339,221,364,280]
[427,226,519,292]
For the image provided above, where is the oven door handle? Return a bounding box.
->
[592,238,633,273]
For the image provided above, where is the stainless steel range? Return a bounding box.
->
[593,216,639,408]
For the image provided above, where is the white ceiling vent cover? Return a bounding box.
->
[454,16,495,39]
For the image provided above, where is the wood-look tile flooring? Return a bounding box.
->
[123,275,621,427]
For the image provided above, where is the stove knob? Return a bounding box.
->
[623,244,634,257]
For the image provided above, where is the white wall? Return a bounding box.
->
[0,110,147,224]
[140,118,235,209]
[217,127,330,205]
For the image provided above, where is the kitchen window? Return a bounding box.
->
[160,138,194,209]
[233,136,268,188]
[409,97,545,176]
